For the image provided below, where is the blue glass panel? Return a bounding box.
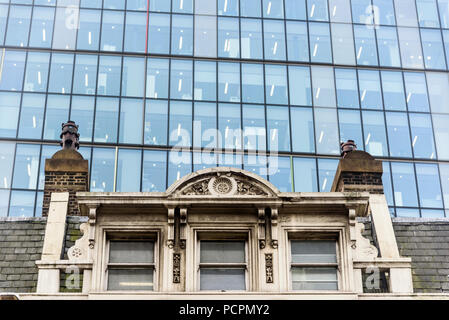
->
[438,0,449,28]
[385,112,412,158]
[150,0,171,12]
[77,9,101,50]
[122,57,145,97]
[318,158,338,192]
[267,106,290,152]
[5,5,31,47]
[52,6,77,50]
[194,102,217,149]
[421,209,445,218]
[38,144,59,189]
[73,54,98,95]
[218,62,240,102]
[382,162,395,206]
[409,113,437,159]
[416,163,443,208]
[421,29,447,70]
[172,0,193,13]
[243,104,266,151]
[308,0,329,21]
[124,11,146,53]
[194,61,216,101]
[18,93,45,139]
[439,163,449,208]
[101,10,124,52]
[263,0,283,18]
[218,0,239,16]
[142,150,167,192]
[119,98,143,144]
[0,141,15,189]
[373,0,396,25]
[218,17,239,58]
[329,0,352,23]
[242,63,264,104]
[358,70,383,110]
[170,59,193,100]
[12,144,40,189]
[244,154,267,179]
[94,97,119,143]
[0,4,7,45]
[97,55,121,96]
[391,162,419,207]
[0,92,21,138]
[335,68,359,108]
[104,0,125,9]
[240,0,261,17]
[194,151,218,171]
[29,6,54,48]
[432,114,449,160]
[309,22,332,63]
[331,23,355,65]
[285,0,306,20]
[265,65,288,105]
[35,191,43,217]
[0,50,26,91]
[314,108,340,155]
[362,110,388,156]
[171,14,193,55]
[394,0,418,26]
[443,30,449,68]
[169,101,192,147]
[48,53,74,94]
[291,107,314,153]
[396,208,420,218]
[0,190,9,217]
[24,52,50,92]
[9,191,35,218]
[398,27,424,69]
[36,0,56,5]
[338,109,364,151]
[148,13,170,54]
[116,149,141,192]
[168,150,191,185]
[288,66,312,106]
[71,96,94,142]
[416,0,440,27]
[427,72,449,113]
[127,0,148,10]
[145,100,168,146]
[90,147,115,192]
[403,72,430,112]
[268,156,292,192]
[147,58,169,99]
[241,18,263,59]
[351,0,373,24]
[354,25,378,66]
[264,20,286,60]
[43,95,70,140]
[376,26,401,68]
[286,21,309,62]
[381,71,406,111]
[311,66,336,107]
[293,157,317,192]
[218,103,241,150]
[80,0,101,7]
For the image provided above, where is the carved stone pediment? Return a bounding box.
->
[166,168,279,197]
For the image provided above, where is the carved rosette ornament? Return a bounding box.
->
[68,223,89,262]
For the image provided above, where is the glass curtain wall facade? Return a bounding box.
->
[0,0,449,218]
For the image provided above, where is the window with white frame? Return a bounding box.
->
[106,234,156,291]
[289,237,339,290]
[198,239,247,291]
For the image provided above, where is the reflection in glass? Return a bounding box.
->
[242,63,264,104]
[439,163,449,208]
[398,27,424,69]
[0,50,26,91]
[264,20,286,61]
[335,69,359,108]
[193,102,217,149]
[194,61,216,102]
[195,15,217,58]
[12,144,40,190]
[94,97,119,143]
[29,6,54,48]
[52,6,77,50]
[24,52,50,92]
[243,104,266,151]
[119,98,143,144]
[381,71,406,111]
[318,158,338,192]
[338,109,364,151]
[354,25,378,66]
[291,107,314,153]
[394,0,418,27]
[311,66,336,107]
[97,55,121,96]
[171,60,193,100]
[314,108,340,155]
[43,95,70,140]
[169,101,192,147]
[48,53,74,94]
[18,94,45,139]
[148,13,170,54]
[432,114,449,160]
[286,21,309,62]
[172,0,193,13]
[263,0,284,18]
[218,62,240,102]
[309,22,332,63]
[0,93,20,138]
[77,9,101,51]
[308,0,329,21]
[285,0,306,20]
[142,150,167,192]
[382,162,395,206]
[267,106,290,152]
[9,191,35,218]
[391,162,419,207]
[116,149,141,192]
[416,0,440,28]
[218,103,241,150]
[265,65,288,105]
[362,110,388,156]
[421,29,447,70]
[293,157,317,192]
[5,5,31,47]
[409,113,437,159]
[0,142,16,189]
[358,70,383,110]
[415,163,443,208]
[101,10,124,52]
[73,54,98,95]
[385,112,412,158]
[147,58,169,99]
[426,72,449,113]
[168,151,191,185]
[268,156,292,192]
[403,72,430,112]
[376,26,401,67]
[289,66,312,106]
[218,17,239,58]
[71,96,94,142]
[90,147,115,192]
[240,0,261,17]
[241,19,263,59]
[171,14,193,55]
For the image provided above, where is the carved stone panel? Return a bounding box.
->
[353,222,378,260]
[265,253,273,283]
[173,253,181,283]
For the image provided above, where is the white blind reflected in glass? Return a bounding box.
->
[109,241,154,263]
[200,269,245,290]
[108,269,154,291]
[291,240,337,263]
[200,241,245,263]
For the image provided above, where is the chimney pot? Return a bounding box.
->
[340,140,357,157]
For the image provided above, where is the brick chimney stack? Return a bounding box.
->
[331,140,384,194]
[42,121,89,216]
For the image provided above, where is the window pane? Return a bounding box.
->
[315,108,340,155]
[440,163,449,208]
[264,20,286,60]
[285,0,306,20]
[376,26,401,68]
[329,0,351,23]
[148,13,170,54]
[116,149,141,192]
[101,10,124,52]
[80,0,100,7]
[119,98,143,144]
[0,92,20,138]
[195,0,216,14]
[29,6,54,48]
[146,58,169,99]
[311,66,336,107]
[94,97,119,143]
[362,110,388,156]
[124,12,146,53]
[398,27,424,69]
[382,162,394,206]
[150,0,170,11]
[52,6,77,50]
[73,54,98,95]
[267,106,290,152]
[439,0,449,28]
[108,269,153,291]
[243,104,266,151]
[373,0,396,25]
[0,190,9,217]
[416,163,443,208]
[48,53,74,94]
[219,103,241,150]
[240,0,261,17]
[358,70,383,110]
[289,66,312,106]
[291,107,315,153]
[0,142,15,189]
[0,50,26,91]
[354,25,378,66]
[427,72,449,113]
[381,71,406,111]
[291,241,336,263]
[335,68,359,108]
[110,241,154,263]
[12,144,40,189]
[90,147,115,192]
[432,114,449,160]
[293,157,318,192]
[331,23,355,65]
[265,65,288,105]
[0,5,7,45]
[394,0,418,27]
[291,267,338,290]
[9,190,35,218]
[71,96,94,142]
[145,100,168,146]
[97,55,121,96]
[194,61,216,101]
[417,0,440,27]
[168,150,191,185]
[171,15,193,55]
[409,113,437,159]
[244,154,267,179]
[286,21,309,62]
[351,0,373,24]
[43,95,70,140]
[338,109,364,151]
[171,60,193,100]
[18,93,45,139]
[218,17,239,58]
[385,112,412,158]
[218,62,240,102]
[169,101,192,147]
[77,9,100,50]
[242,63,264,103]
[318,158,338,191]
[127,0,148,10]
[241,18,263,59]
[104,0,124,9]
[5,5,31,47]
[218,0,239,15]
[173,0,193,13]
[195,15,217,58]
[268,156,293,192]
[201,241,245,263]
[308,0,329,21]
[309,22,332,63]
[200,269,245,291]
[263,0,283,18]
[404,72,430,112]
[142,150,167,192]
[122,57,145,97]
[194,102,217,149]
[421,29,446,70]
[391,162,419,207]
[24,52,50,92]
[396,208,420,217]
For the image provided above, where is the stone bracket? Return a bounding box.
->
[348,207,357,248]
[258,208,266,249]
[167,207,188,249]
[270,208,278,249]
[87,205,98,249]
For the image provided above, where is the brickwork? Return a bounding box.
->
[336,172,384,194]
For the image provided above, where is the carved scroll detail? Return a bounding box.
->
[68,223,89,262]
